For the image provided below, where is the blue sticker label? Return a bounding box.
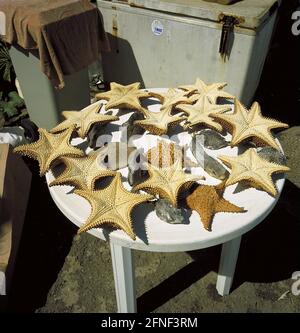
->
[151,20,163,36]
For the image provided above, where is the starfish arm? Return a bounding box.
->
[208,90,235,103]
[178,84,198,93]
[78,114,119,138]
[195,207,214,231]
[249,130,281,150]
[216,198,246,213]
[105,97,143,111]
[188,116,223,132]
[50,111,80,134]
[134,183,177,206]
[95,91,111,101]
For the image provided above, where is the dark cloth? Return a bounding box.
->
[0,0,110,88]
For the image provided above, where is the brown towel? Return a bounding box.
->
[0,0,110,89]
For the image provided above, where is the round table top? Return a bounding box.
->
[46,93,286,252]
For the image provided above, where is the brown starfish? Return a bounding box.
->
[212,100,289,150]
[75,173,153,239]
[50,103,119,139]
[179,78,235,104]
[186,183,246,231]
[219,148,290,196]
[49,151,117,190]
[95,82,150,111]
[14,126,84,176]
[133,159,203,206]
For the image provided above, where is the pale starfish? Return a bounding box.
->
[75,173,153,239]
[95,82,150,111]
[186,183,246,230]
[50,103,119,138]
[212,100,289,150]
[49,151,117,190]
[133,160,203,206]
[134,107,186,135]
[219,148,290,196]
[179,78,235,104]
[14,126,84,176]
[150,88,192,112]
[176,95,231,132]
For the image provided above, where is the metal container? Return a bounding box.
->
[97,0,279,105]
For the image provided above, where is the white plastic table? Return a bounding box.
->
[45,99,285,313]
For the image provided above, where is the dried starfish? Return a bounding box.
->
[146,140,197,168]
[75,173,153,239]
[133,159,203,206]
[14,126,84,176]
[134,107,186,135]
[219,148,290,196]
[95,82,150,111]
[176,95,231,132]
[179,78,234,104]
[49,151,117,190]
[50,103,119,138]
[186,183,246,230]
[150,88,191,112]
[212,100,289,150]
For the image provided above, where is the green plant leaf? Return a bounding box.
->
[0,42,13,82]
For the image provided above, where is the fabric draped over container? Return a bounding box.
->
[0,0,110,88]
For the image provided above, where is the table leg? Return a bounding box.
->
[216,236,242,296]
[0,272,6,295]
[110,243,136,313]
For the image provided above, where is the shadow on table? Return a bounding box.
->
[137,179,300,312]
